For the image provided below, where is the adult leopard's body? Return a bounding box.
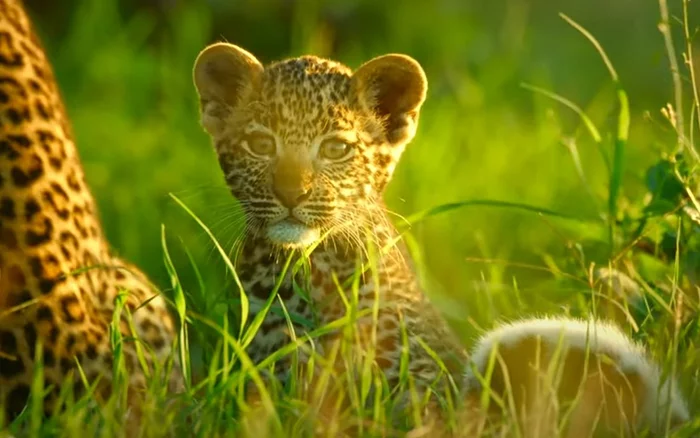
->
[0,0,180,424]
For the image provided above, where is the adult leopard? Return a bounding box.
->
[193,42,690,436]
[0,0,181,426]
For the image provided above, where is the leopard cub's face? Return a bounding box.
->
[193,44,427,249]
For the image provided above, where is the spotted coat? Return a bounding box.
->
[0,0,180,423]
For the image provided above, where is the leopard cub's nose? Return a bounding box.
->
[274,186,312,208]
[273,156,314,209]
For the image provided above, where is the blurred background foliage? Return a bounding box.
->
[22,0,698,336]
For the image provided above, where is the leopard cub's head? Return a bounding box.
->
[193,43,426,249]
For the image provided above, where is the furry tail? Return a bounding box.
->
[461,317,689,437]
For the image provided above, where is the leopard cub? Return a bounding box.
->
[193,43,465,405]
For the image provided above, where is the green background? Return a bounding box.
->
[24,0,692,334]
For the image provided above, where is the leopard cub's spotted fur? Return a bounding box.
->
[193,43,467,407]
[0,0,180,424]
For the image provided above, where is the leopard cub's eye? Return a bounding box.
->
[246,133,276,157]
[320,138,352,160]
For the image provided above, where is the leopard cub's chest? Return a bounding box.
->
[240,244,357,312]
[238,242,383,358]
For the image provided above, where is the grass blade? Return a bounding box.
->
[521,82,603,145]
[559,13,618,81]
[560,13,630,256]
[161,224,191,388]
[169,193,249,340]
[403,199,600,227]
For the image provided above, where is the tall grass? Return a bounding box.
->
[4,0,699,436]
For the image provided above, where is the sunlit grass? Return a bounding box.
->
[4,0,699,436]
[2,197,697,436]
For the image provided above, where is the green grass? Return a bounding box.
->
[4,0,700,435]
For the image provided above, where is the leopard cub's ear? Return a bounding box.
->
[351,54,427,146]
[193,43,263,136]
